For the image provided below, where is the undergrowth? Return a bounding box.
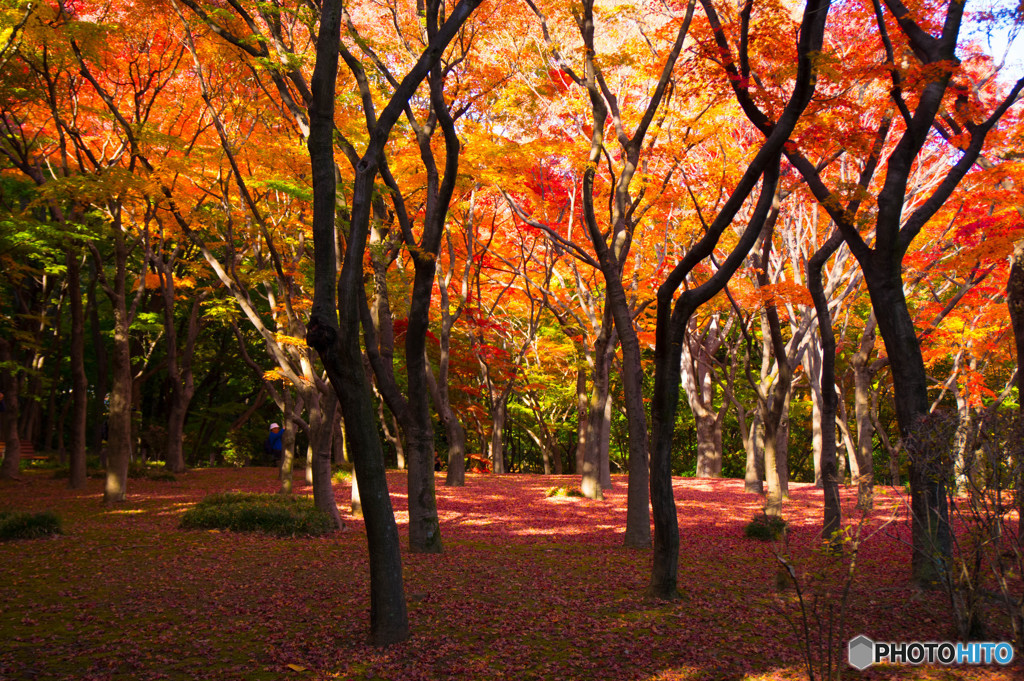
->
[545,485,584,498]
[0,510,63,541]
[745,513,787,541]
[180,491,334,537]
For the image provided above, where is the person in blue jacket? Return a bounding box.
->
[264,422,283,467]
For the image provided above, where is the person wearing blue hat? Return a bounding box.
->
[264,422,283,467]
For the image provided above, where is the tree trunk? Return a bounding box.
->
[575,364,588,474]
[808,233,843,545]
[599,387,612,490]
[278,393,297,494]
[580,324,613,499]
[851,314,879,509]
[736,403,764,493]
[311,390,343,528]
[101,226,134,504]
[694,411,723,478]
[868,269,950,585]
[350,465,363,517]
[406,263,444,553]
[0,340,21,479]
[605,291,650,547]
[1008,243,1024,541]
[67,249,89,490]
[425,350,466,487]
[489,397,507,475]
[87,262,109,464]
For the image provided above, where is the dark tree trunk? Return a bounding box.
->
[0,340,21,480]
[98,225,134,504]
[88,263,109,463]
[867,266,950,584]
[1009,243,1024,541]
[808,233,843,545]
[67,249,89,490]
[306,0,483,643]
[405,261,442,553]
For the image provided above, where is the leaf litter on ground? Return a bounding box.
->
[0,468,1020,680]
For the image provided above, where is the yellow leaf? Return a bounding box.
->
[287,663,307,672]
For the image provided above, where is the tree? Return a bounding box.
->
[757,0,1024,584]
[647,0,832,598]
[305,0,484,645]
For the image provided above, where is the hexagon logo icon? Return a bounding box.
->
[848,635,875,670]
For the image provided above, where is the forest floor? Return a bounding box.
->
[0,467,1021,681]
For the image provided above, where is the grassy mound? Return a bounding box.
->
[545,485,584,498]
[744,513,787,541]
[180,491,334,537]
[0,510,63,541]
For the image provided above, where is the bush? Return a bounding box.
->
[331,466,351,484]
[545,485,584,498]
[745,513,787,541]
[0,510,63,541]
[180,492,334,537]
[128,462,177,481]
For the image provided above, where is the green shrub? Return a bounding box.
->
[331,466,351,484]
[545,485,584,498]
[0,510,63,541]
[217,423,269,467]
[128,462,177,481]
[744,513,787,541]
[180,492,334,537]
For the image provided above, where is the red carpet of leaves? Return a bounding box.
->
[1,469,1021,681]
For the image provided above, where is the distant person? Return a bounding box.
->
[264,422,283,467]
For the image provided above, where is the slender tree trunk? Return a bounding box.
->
[1008,243,1024,541]
[607,299,651,547]
[87,263,109,464]
[279,393,297,494]
[490,397,508,475]
[580,331,611,499]
[575,364,588,474]
[311,389,343,528]
[809,233,843,545]
[852,314,879,509]
[425,358,466,487]
[350,465,363,517]
[734,401,764,493]
[0,340,21,479]
[599,387,612,490]
[67,249,89,489]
